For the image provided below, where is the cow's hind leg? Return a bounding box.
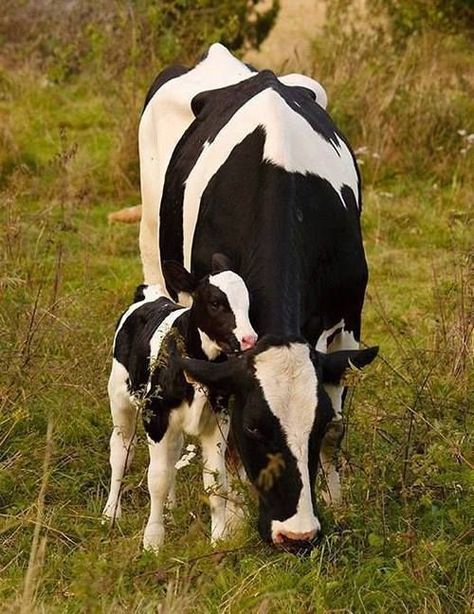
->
[103,361,137,521]
[321,327,359,505]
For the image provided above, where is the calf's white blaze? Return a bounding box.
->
[254,344,320,539]
[209,271,257,345]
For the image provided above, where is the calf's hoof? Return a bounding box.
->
[143,523,165,553]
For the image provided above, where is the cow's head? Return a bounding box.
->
[163,254,257,358]
[179,336,378,552]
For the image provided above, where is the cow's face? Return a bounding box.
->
[179,337,378,552]
[162,256,257,357]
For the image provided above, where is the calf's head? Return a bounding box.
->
[163,255,257,357]
[179,336,378,552]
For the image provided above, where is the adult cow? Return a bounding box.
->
[138,44,375,551]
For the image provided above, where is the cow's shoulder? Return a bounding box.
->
[143,65,189,112]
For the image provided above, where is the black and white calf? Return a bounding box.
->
[103,257,257,551]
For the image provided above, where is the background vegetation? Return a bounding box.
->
[1,0,472,611]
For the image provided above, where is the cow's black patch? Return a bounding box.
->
[158,69,344,267]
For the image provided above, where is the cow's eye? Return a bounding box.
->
[209,300,219,310]
[244,424,263,440]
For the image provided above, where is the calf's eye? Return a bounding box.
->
[209,300,219,310]
[244,424,263,441]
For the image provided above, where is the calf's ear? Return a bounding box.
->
[211,252,232,273]
[162,261,198,294]
[318,346,379,385]
[177,355,246,391]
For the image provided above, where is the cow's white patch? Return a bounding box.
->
[315,319,345,353]
[279,73,328,109]
[182,88,358,269]
[254,343,320,539]
[209,271,257,346]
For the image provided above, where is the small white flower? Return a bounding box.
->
[457,129,467,136]
[175,450,196,470]
[355,146,369,155]
[466,133,474,144]
[186,443,197,452]
[356,158,365,165]
[371,152,381,159]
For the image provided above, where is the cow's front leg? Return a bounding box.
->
[143,428,182,552]
[320,328,358,505]
[320,406,344,505]
[200,415,229,543]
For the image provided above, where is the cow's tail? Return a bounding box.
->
[108,205,142,224]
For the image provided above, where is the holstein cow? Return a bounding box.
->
[137,44,377,551]
[103,256,257,550]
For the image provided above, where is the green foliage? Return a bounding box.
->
[376,0,474,39]
[0,2,473,611]
[313,2,474,186]
[0,0,279,81]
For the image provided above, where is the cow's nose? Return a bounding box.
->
[273,529,317,544]
[240,334,257,350]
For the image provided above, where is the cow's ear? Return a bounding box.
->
[177,355,247,391]
[318,346,379,385]
[162,261,198,294]
[211,252,232,273]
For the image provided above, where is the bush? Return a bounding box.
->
[0,0,278,81]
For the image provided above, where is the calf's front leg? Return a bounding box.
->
[143,428,182,552]
[200,415,229,543]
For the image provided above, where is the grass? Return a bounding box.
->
[1,10,473,614]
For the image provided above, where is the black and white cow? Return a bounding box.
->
[103,257,257,551]
[137,44,377,550]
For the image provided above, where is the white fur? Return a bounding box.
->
[209,271,257,346]
[278,73,328,109]
[254,343,320,540]
[144,391,229,551]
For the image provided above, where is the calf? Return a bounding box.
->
[102,255,256,551]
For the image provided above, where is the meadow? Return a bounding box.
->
[1,2,472,612]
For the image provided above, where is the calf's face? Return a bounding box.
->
[179,337,378,552]
[163,257,257,356]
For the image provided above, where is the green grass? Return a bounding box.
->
[1,22,473,614]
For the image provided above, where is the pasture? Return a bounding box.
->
[1,2,472,611]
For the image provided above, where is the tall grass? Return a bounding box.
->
[1,2,473,611]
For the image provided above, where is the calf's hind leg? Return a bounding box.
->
[103,361,137,521]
